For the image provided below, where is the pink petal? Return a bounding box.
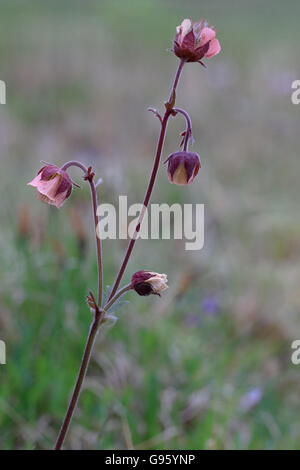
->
[199,27,216,46]
[205,38,221,58]
[27,174,42,188]
[176,19,192,46]
[53,189,69,208]
[36,175,62,200]
[193,21,203,41]
[35,191,56,206]
[35,187,69,208]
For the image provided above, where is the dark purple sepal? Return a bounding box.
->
[133,282,154,296]
[54,171,73,196]
[40,165,60,180]
[184,152,200,182]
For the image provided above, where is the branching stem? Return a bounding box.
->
[108,59,185,301]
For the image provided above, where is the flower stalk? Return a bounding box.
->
[108,59,185,301]
[61,162,103,306]
[173,107,193,151]
[54,282,132,450]
[54,308,102,450]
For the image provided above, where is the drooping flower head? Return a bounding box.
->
[173,19,221,64]
[28,164,74,208]
[131,270,168,296]
[165,151,200,185]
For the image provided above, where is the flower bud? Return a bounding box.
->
[165,151,200,185]
[131,270,168,296]
[173,19,221,64]
[28,165,74,208]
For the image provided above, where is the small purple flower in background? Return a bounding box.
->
[185,313,202,328]
[28,164,75,208]
[202,296,219,315]
[240,387,263,412]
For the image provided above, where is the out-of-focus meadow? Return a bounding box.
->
[1,0,300,449]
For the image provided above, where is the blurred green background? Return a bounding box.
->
[1,0,300,450]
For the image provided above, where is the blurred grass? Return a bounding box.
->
[1,0,300,449]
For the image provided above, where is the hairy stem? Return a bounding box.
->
[89,179,103,306]
[61,160,89,174]
[54,311,102,450]
[104,283,132,311]
[108,59,185,301]
[53,282,131,450]
[168,58,185,104]
[173,107,192,151]
[61,161,103,306]
[54,161,103,448]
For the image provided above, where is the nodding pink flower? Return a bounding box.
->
[131,270,168,296]
[173,18,221,64]
[27,165,74,208]
[165,151,200,185]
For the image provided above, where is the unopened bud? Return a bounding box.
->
[131,270,168,296]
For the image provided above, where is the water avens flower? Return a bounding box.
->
[165,151,200,185]
[28,165,74,208]
[26,16,222,450]
[131,270,168,296]
[173,18,221,64]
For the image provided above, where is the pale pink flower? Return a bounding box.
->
[174,19,221,64]
[28,165,74,208]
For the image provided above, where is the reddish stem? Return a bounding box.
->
[89,178,103,306]
[53,282,131,450]
[61,161,103,306]
[169,59,185,103]
[173,107,193,151]
[108,59,185,301]
[54,310,102,450]
[61,161,88,174]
